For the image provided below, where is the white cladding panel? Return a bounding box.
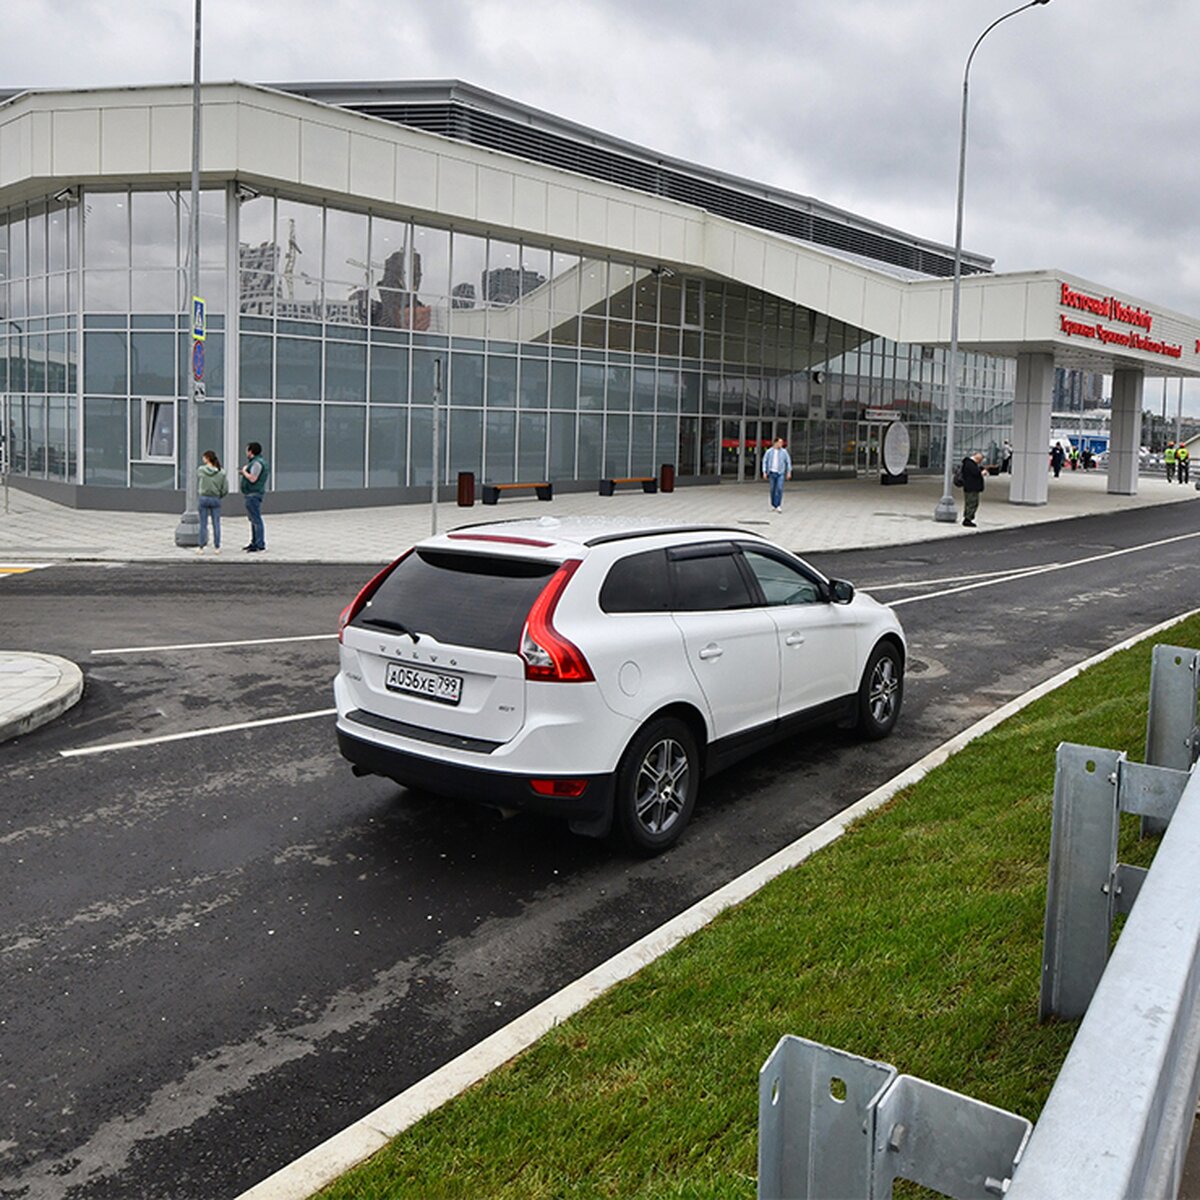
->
[0,114,32,187]
[660,211,689,262]
[30,110,53,177]
[52,108,101,174]
[762,242,796,298]
[902,284,942,337]
[606,197,636,253]
[477,164,514,226]
[513,174,548,232]
[348,131,394,202]
[147,103,192,174]
[861,276,903,341]
[634,206,662,259]
[545,182,578,240]
[978,280,1033,341]
[393,140,438,211]
[576,189,608,246]
[793,254,833,315]
[732,231,767,290]
[98,107,150,175]
[827,267,867,330]
[704,222,737,279]
[233,102,298,181]
[301,121,350,192]
[436,154,476,220]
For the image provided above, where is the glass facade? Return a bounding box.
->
[1,185,1016,498]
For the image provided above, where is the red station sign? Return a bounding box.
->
[1058,283,1183,360]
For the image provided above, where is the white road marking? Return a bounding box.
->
[92,633,336,656]
[881,529,1200,608]
[59,709,336,758]
[238,605,1200,1200]
[862,563,1061,591]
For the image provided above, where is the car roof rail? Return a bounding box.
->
[582,524,768,548]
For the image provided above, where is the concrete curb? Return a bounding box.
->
[0,652,85,744]
[235,604,1200,1200]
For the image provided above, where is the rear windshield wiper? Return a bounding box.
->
[359,616,421,643]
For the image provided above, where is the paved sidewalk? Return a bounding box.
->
[1,468,1197,563]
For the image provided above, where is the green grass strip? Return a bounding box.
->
[319,618,1198,1200]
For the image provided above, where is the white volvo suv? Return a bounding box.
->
[335,518,905,853]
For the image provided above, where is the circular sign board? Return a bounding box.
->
[192,340,205,381]
[882,420,910,477]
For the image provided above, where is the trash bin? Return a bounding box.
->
[659,463,675,493]
[457,471,475,507]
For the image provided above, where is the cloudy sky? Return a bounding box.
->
[6,0,1200,410]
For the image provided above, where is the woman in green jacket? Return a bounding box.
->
[197,450,229,554]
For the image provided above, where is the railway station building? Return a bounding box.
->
[2,78,1198,511]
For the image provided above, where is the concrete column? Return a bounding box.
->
[1108,368,1144,495]
[1009,352,1055,506]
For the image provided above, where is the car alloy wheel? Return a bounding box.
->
[858,642,903,739]
[614,717,698,854]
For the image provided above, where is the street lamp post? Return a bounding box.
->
[934,0,1052,523]
[174,0,204,547]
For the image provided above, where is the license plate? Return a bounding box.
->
[385,662,463,705]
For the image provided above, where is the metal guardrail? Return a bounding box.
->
[758,644,1200,1200]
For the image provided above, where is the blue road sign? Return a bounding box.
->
[192,340,205,381]
[192,296,206,342]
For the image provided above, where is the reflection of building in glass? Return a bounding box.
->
[483,267,546,306]
[3,78,1195,511]
[238,241,279,315]
[372,248,430,329]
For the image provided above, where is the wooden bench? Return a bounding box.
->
[481,481,554,505]
[599,476,658,497]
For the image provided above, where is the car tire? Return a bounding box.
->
[613,717,699,855]
[856,641,904,740]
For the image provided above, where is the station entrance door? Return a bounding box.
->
[721,419,789,482]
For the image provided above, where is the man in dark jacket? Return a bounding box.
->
[961,452,985,528]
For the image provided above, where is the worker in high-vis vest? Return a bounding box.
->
[1165,442,1177,483]
[1178,444,1191,485]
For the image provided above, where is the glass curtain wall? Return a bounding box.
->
[1,185,1014,494]
[231,193,1016,491]
[1,199,79,482]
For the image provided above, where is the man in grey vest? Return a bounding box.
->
[239,442,270,553]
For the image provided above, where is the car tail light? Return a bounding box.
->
[530,778,589,797]
[338,550,412,643]
[520,559,594,682]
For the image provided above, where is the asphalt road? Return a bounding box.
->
[2,503,1199,1200]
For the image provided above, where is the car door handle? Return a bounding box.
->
[785,633,806,646]
[698,644,724,661]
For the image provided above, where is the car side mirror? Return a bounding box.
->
[829,579,855,604]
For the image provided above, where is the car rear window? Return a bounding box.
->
[354,550,557,651]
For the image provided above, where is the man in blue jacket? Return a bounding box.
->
[762,436,792,513]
